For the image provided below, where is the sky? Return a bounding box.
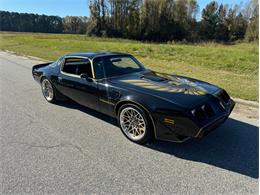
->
[0,0,247,17]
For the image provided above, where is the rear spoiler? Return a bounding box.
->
[32,62,54,79]
[32,62,53,71]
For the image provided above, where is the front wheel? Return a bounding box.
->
[118,104,152,144]
[41,78,56,103]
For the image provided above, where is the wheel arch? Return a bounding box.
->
[40,75,66,101]
[40,75,55,87]
[40,75,47,82]
[115,100,157,139]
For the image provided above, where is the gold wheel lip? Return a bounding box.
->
[119,107,146,141]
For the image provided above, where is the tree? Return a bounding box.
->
[1,0,254,43]
[199,1,248,42]
[245,0,259,41]
[87,0,102,36]
[215,4,229,41]
[200,1,219,40]
[63,16,88,34]
[0,11,63,33]
[125,0,141,38]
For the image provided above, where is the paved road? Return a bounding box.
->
[0,51,258,194]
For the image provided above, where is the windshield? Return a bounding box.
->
[93,55,146,79]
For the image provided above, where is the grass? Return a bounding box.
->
[0,32,258,101]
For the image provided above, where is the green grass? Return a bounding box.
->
[0,32,258,101]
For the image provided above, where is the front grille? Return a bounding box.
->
[202,104,215,117]
[193,107,206,121]
[191,103,215,123]
[191,90,231,123]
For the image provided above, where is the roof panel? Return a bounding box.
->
[65,52,129,59]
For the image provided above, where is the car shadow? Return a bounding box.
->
[55,101,118,126]
[55,101,259,179]
[145,118,259,179]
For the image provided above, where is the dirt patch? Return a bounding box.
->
[233,103,259,119]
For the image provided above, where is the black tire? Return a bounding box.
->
[118,103,152,144]
[41,77,57,103]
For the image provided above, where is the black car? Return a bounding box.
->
[32,52,235,144]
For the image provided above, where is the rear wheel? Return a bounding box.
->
[41,78,56,103]
[118,104,152,144]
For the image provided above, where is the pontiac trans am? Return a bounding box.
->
[32,52,235,144]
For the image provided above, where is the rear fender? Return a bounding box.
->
[32,62,53,83]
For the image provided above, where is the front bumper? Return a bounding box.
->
[153,98,235,143]
[195,99,235,137]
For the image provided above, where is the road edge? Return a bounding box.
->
[233,98,259,108]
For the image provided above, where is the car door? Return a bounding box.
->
[92,56,121,117]
[56,57,99,110]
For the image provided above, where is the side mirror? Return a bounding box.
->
[80,73,93,82]
[80,73,89,79]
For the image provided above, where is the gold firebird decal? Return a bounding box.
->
[121,74,207,96]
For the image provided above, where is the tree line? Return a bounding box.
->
[0,0,258,42]
[0,11,89,34]
[87,0,259,42]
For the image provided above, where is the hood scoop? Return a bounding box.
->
[140,75,168,82]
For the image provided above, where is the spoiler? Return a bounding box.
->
[32,62,53,71]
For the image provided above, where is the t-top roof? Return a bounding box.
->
[65,52,130,59]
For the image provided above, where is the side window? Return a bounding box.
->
[62,58,93,78]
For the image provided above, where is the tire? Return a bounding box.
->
[41,78,56,103]
[118,104,152,144]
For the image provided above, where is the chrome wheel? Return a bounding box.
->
[120,107,146,141]
[41,79,54,101]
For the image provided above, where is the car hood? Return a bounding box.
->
[109,71,220,108]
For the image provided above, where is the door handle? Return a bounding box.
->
[58,76,62,81]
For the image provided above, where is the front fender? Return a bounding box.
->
[114,92,187,141]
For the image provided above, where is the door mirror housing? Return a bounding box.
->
[80,73,88,79]
[80,73,93,82]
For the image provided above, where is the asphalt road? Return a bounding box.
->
[0,51,258,194]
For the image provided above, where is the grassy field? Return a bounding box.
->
[0,32,258,101]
